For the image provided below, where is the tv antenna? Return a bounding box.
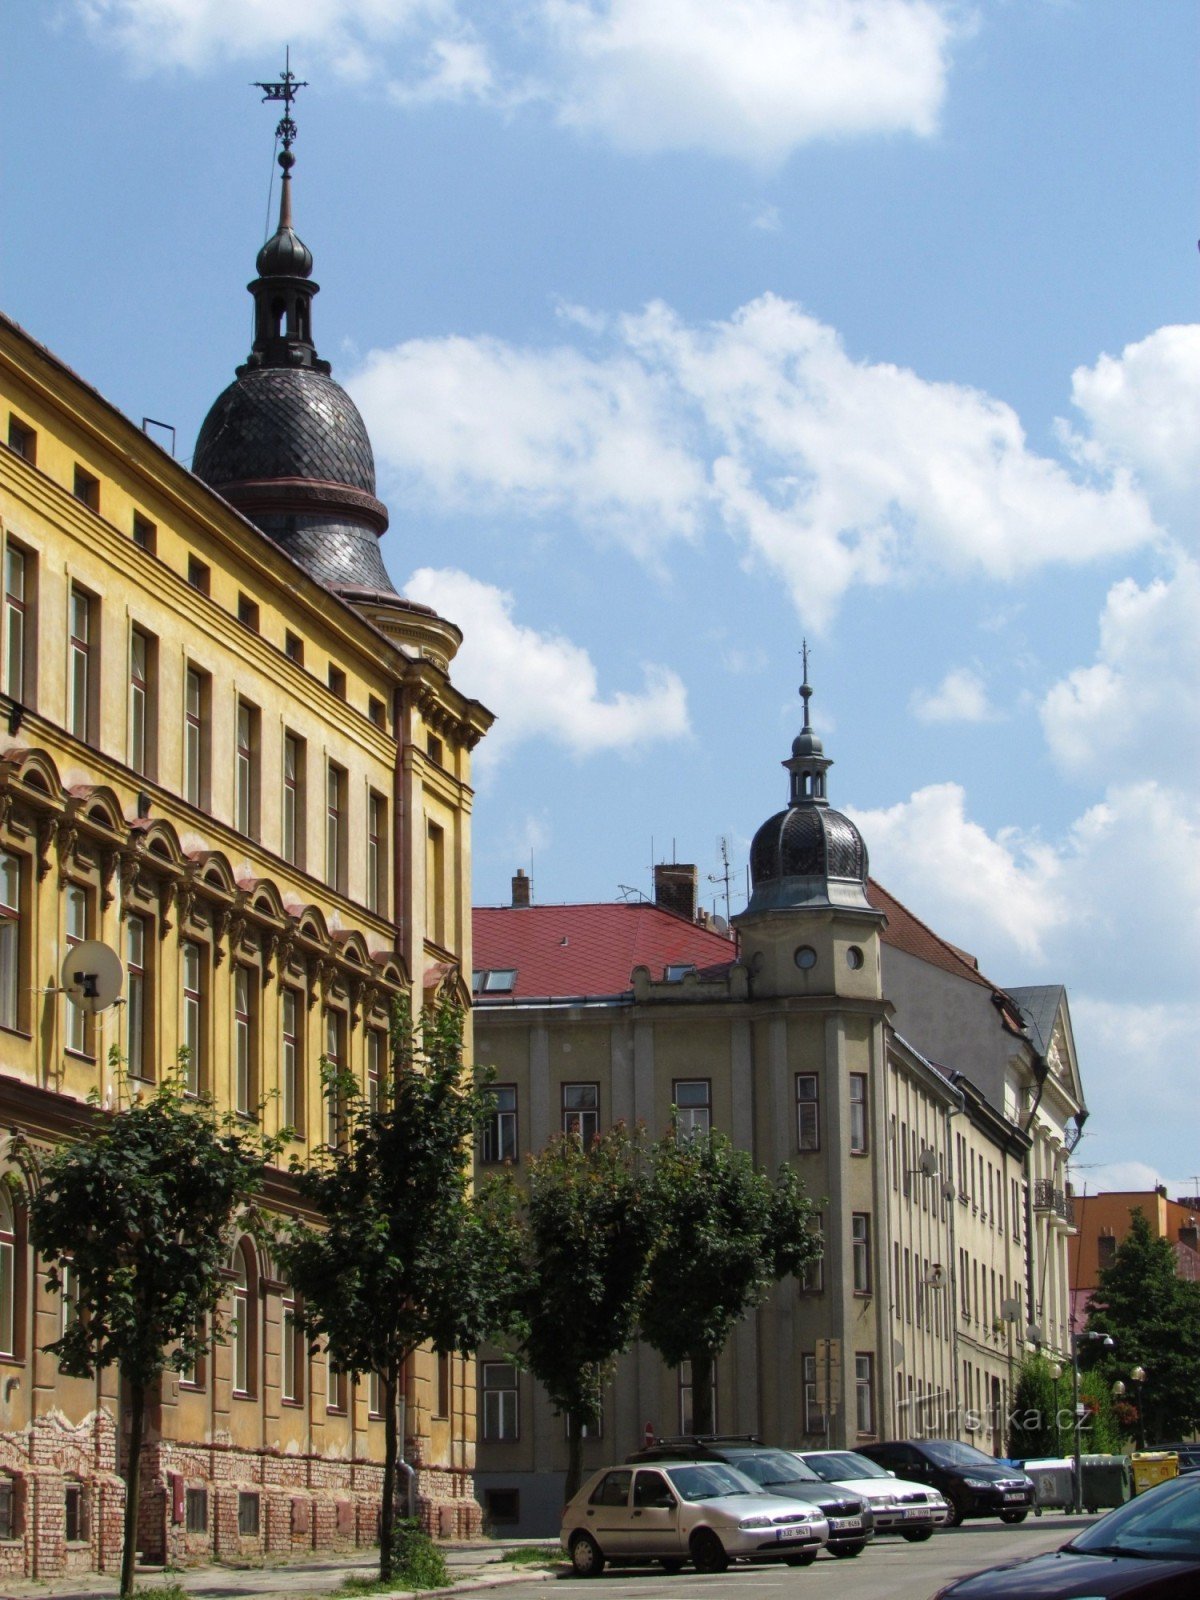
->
[708,835,734,922]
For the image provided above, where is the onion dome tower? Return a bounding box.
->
[745,649,872,914]
[193,67,394,599]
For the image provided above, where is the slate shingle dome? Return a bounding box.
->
[192,139,395,596]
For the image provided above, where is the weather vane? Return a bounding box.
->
[253,48,307,152]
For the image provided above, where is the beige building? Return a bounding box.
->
[471,681,1084,1535]
[0,103,490,1576]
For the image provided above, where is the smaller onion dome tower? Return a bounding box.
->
[193,72,393,599]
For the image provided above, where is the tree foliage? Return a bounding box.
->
[500,1123,654,1503]
[1084,1207,1200,1444]
[639,1126,820,1434]
[25,1071,273,1596]
[281,994,518,1580]
[1007,1353,1065,1459]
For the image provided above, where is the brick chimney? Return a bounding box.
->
[654,863,698,922]
[511,868,531,908]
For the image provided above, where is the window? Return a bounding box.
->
[132,513,156,553]
[0,852,22,1032]
[128,627,156,777]
[889,1114,897,1190]
[4,543,30,705]
[237,1492,260,1536]
[368,1370,383,1418]
[802,1354,828,1434]
[326,1351,345,1413]
[187,556,210,595]
[281,989,302,1133]
[327,664,346,699]
[481,1363,519,1440]
[185,1488,208,1534]
[483,1488,518,1526]
[284,631,304,664]
[281,1287,302,1405]
[235,701,259,837]
[181,942,204,1095]
[325,764,345,893]
[796,1074,819,1151]
[851,1213,871,1294]
[426,732,442,765]
[64,1481,87,1542]
[7,415,35,463]
[797,1212,823,1292]
[367,792,386,914]
[480,1085,517,1164]
[475,968,517,994]
[673,1079,711,1141]
[1097,1234,1116,1267]
[234,967,257,1117]
[435,1352,451,1418]
[178,1314,206,1390]
[425,820,445,944]
[849,1073,868,1153]
[68,586,93,741]
[369,695,387,730]
[64,883,91,1054]
[59,1259,78,1338]
[324,1010,345,1147]
[589,1471,629,1507]
[0,1189,16,1358]
[562,1083,599,1144]
[366,1028,384,1115]
[125,915,150,1080]
[72,465,99,511]
[183,667,209,807]
[0,1476,16,1540]
[282,732,304,867]
[231,1244,254,1396]
[678,1358,713,1435]
[664,963,695,982]
[237,593,259,632]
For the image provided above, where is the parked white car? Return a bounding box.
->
[561,1459,830,1575]
[793,1449,950,1540]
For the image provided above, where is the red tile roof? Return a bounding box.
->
[868,878,993,990]
[472,901,737,1001]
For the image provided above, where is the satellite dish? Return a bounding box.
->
[918,1147,940,1178]
[60,940,124,1013]
[1026,1322,1044,1346]
[892,1340,905,1367]
[1001,1298,1022,1322]
[941,1179,956,1202]
[713,915,729,934]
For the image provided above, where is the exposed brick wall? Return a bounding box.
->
[0,1409,124,1578]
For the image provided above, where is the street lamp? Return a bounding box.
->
[1047,1360,1063,1456]
[1071,1331,1114,1514]
[1130,1366,1146,1451]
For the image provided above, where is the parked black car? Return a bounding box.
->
[857,1438,1034,1526]
[627,1436,874,1558]
[931,1473,1200,1597]
[1150,1443,1200,1476]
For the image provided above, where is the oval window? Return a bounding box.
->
[794,946,817,970]
[846,946,864,970]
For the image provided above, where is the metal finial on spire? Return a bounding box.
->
[254,48,308,154]
[799,639,813,731]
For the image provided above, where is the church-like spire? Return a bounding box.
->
[243,58,326,374]
[783,641,833,806]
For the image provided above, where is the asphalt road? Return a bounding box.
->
[490,1515,1098,1600]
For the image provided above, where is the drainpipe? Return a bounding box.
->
[396,1395,417,1521]
[945,1092,964,1438]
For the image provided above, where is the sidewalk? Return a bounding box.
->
[0,1542,565,1600]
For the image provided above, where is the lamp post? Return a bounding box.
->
[1047,1360,1062,1456]
[1130,1366,1146,1451]
[1071,1330,1114,1514]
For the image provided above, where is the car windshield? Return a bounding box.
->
[665,1463,758,1502]
[803,1452,889,1481]
[724,1449,820,1486]
[1067,1478,1200,1560]
[920,1441,999,1470]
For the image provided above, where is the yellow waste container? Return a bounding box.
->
[1130,1452,1179,1494]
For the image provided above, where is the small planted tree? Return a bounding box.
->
[282,995,519,1581]
[1007,1353,1062,1459]
[507,1124,655,1503]
[640,1127,820,1434]
[26,1069,274,1597]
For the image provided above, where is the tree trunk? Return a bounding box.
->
[690,1350,715,1435]
[120,1378,145,1599]
[380,1365,399,1582]
[564,1411,584,1506]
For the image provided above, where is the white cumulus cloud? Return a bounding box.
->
[403,566,691,762]
[911,666,995,724]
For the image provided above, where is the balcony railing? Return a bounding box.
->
[1033,1179,1074,1224]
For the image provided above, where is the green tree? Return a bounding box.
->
[505,1124,655,1504]
[25,1072,273,1597]
[1007,1353,1062,1459]
[1085,1208,1200,1443]
[282,996,518,1581]
[640,1127,820,1435]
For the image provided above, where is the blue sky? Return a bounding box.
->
[5,2,1197,1195]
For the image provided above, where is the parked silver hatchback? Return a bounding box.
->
[561,1459,830,1576]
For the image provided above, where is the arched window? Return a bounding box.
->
[0,1189,15,1358]
[230,1240,256,1397]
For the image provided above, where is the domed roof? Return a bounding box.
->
[194,366,376,496]
[256,223,313,280]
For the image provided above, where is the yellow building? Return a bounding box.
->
[0,104,490,1576]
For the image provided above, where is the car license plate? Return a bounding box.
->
[903,1508,924,1518]
[1003,1493,1025,1502]
[832,1517,862,1530]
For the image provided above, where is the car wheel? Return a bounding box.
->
[946,1495,968,1527]
[690,1528,730,1574]
[660,1559,685,1574]
[999,1510,1028,1525]
[902,1528,934,1543]
[570,1533,605,1577]
[831,1541,866,1558]
[785,1551,818,1566]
